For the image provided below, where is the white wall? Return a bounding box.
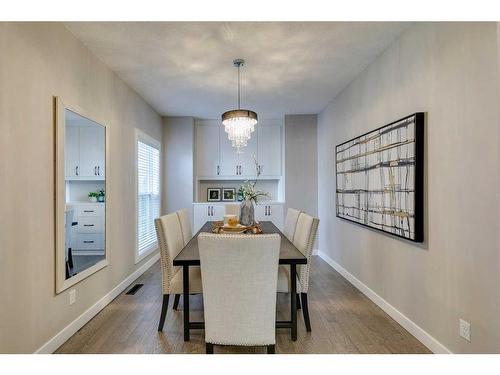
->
[317,22,499,353]
[0,23,162,353]
[162,116,194,222]
[284,115,318,217]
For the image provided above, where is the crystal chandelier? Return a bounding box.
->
[221,59,258,153]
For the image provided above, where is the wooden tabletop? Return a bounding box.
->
[173,221,307,266]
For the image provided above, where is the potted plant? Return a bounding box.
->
[97,189,105,203]
[88,191,99,203]
[238,156,269,226]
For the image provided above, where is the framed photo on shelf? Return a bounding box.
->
[222,188,236,202]
[207,188,221,202]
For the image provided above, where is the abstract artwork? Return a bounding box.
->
[335,113,424,242]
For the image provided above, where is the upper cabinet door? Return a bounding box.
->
[238,131,258,178]
[219,127,239,177]
[79,126,105,179]
[195,125,220,177]
[257,125,282,177]
[65,126,79,178]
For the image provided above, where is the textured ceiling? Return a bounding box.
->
[65,22,409,119]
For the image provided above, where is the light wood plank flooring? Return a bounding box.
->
[56,256,431,354]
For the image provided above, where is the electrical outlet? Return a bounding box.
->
[459,319,471,342]
[69,289,76,305]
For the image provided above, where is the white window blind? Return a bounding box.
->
[137,137,160,257]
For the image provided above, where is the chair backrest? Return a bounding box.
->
[224,204,240,216]
[155,213,184,294]
[198,233,281,346]
[283,208,301,242]
[176,208,192,246]
[292,212,319,293]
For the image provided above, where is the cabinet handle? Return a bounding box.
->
[217,165,220,175]
[260,165,263,174]
[268,205,271,216]
[83,240,94,244]
[236,165,238,175]
[211,206,214,216]
[83,224,94,227]
[76,166,79,176]
[208,206,210,216]
[98,166,100,175]
[83,210,94,213]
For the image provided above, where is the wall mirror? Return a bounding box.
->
[55,97,109,293]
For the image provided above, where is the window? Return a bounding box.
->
[136,130,161,262]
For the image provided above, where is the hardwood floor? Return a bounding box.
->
[56,256,431,354]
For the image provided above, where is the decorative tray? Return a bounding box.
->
[211,221,263,234]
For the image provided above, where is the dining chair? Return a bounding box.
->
[173,208,193,310]
[283,208,301,242]
[64,208,75,279]
[277,212,319,332]
[155,213,202,331]
[176,208,192,246]
[224,204,240,216]
[198,233,281,354]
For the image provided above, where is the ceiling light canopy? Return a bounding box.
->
[221,59,257,153]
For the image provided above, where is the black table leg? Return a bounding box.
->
[290,264,297,341]
[183,265,190,341]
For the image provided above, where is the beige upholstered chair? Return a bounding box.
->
[198,233,281,354]
[155,213,202,331]
[224,204,240,216]
[283,208,301,242]
[176,208,192,246]
[277,212,319,332]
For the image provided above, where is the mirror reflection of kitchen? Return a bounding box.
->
[64,109,106,280]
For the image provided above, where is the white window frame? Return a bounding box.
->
[135,129,162,264]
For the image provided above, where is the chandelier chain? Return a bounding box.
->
[237,64,241,109]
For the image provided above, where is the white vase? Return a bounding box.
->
[89,197,97,203]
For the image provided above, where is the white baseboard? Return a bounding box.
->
[316,251,452,354]
[35,252,160,354]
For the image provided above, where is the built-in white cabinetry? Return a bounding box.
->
[65,125,105,180]
[255,203,284,230]
[193,203,224,233]
[195,121,282,179]
[68,203,105,255]
[257,125,282,177]
[65,126,80,178]
[219,127,258,177]
[195,124,220,177]
[193,202,284,233]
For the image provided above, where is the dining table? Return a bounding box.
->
[172,220,307,342]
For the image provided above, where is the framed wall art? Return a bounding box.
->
[335,112,424,242]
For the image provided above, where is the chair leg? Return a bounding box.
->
[158,294,170,331]
[300,293,311,332]
[296,293,301,309]
[206,343,214,354]
[68,247,74,268]
[173,294,181,310]
[267,345,275,354]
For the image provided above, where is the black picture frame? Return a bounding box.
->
[335,112,424,242]
[207,188,221,202]
[222,188,236,202]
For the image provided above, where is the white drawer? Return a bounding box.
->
[76,216,104,234]
[75,204,104,217]
[75,233,104,250]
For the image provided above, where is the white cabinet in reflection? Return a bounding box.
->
[65,123,105,180]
